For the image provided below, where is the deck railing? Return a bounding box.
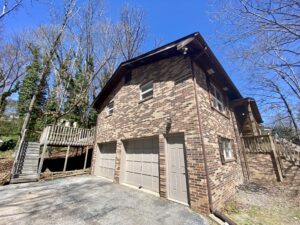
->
[242,134,300,165]
[275,138,300,165]
[242,135,273,153]
[40,125,95,146]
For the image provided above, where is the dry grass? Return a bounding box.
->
[223,182,300,225]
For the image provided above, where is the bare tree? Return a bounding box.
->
[0,37,27,116]
[20,0,76,137]
[0,0,22,20]
[113,4,146,61]
[253,77,299,137]
[39,0,111,125]
[210,0,300,132]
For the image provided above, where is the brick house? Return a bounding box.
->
[91,32,263,214]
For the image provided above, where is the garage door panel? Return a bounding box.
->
[142,175,153,189]
[123,137,159,193]
[95,142,116,180]
[152,164,159,176]
[141,162,152,175]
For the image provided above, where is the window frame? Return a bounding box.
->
[106,101,114,116]
[218,136,235,164]
[210,84,225,113]
[139,80,153,100]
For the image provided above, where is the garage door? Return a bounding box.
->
[123,137,159,193]
[94,142,116,180]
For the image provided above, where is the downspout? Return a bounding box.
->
[189,54,237,225]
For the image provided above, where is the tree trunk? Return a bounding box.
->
[274,82,299,138]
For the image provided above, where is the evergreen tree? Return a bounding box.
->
[18,47,49,138]
[64,56,89,126]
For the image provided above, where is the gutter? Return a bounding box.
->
[189,51,237,225]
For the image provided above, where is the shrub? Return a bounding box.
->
[0,139,17,151]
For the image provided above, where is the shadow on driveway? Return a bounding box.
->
[0,176,208,225]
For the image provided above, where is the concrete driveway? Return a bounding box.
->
[0,176,209,225]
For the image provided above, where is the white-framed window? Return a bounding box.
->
[107,101,114,115]
[221,138,234,161]
[211,84,225,112]
[140,81,153,100]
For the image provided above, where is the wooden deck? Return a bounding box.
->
[40,125,95,147]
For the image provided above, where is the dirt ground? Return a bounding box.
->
[223,181,300,225]
[0,157,13,185]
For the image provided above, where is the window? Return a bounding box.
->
[107,101,114,115]
[140,81,153,100]
[219,137,234,162]
[211,84,225,112]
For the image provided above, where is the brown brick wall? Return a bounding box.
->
[92,54,245,213]
[93,55,210,213]
[247,152,278,182]
[192,60,244,209]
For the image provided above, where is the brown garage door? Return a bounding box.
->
[123,137,159,193]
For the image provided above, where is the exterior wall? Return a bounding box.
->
[247,152,278,182]
[92,55,210,213]
[192,61,244,209]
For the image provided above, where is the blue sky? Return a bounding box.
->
[3,0,245,98]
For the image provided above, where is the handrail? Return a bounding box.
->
[11,129,27,178]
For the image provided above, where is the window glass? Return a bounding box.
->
[222,138,233,160]
[140,81,153,100]
[107,101,114,115]
[211,84,225,112]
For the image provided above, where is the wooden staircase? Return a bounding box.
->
[10,141,40,184]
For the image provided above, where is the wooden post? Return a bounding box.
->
[63,145,70,172]
[241,137,251,181]
[273,140,285,177]
[247,101,258,135]
[38,126,51,177]
[269,135,283,182]
[83,146,89,170]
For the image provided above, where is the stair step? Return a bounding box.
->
[23,164,38,167]
[24,157,39,160]
[24,160,39,164]
[19,173,38,177]
[26,149,40,152]
[25,156,39,160]
[10,177,38,184]
[23,165,39,169]
[22,171,38,174]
